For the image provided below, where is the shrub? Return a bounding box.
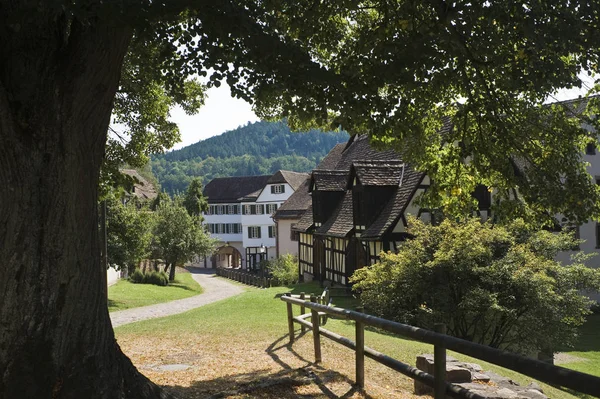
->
[129,269,144,283]
[351,217,600,355]
[269,254,299,286]
[143,271,169,286]
[129,269,168,286]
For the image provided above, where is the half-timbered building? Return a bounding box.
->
[293,134,436,285]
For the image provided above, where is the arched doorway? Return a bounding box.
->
[211,245,242,269]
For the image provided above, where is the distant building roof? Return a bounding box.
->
[121,169,158,201]
[268,170,310,191]
[203,175,271,203]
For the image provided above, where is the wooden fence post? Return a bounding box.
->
[300,292,306,333]
[434,323,447,399]
[310,295,322,363]
[286,293,295,344]
[355,306,365,388]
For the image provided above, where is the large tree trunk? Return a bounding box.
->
[0,6,171,399]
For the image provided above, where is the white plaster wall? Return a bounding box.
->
[277,219,299,257]
[107,267,121,287]
[243,226,276,248]
[203,214,242,224]
[256,183,294,202]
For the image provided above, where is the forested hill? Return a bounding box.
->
[151,120,349,194]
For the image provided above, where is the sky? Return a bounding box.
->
[169,75,596,151]
[170,84,259,150]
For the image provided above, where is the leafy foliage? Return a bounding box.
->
[100,28,206,197]
[268,254,299,286]
[106,197,155,275]
[182,178,208,218]
[151,120,348,194]
[152,197,216,280]
[351,217,600,354]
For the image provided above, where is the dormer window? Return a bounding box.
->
[271,184,285,194]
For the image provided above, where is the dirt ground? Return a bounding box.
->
[118,331,424,399]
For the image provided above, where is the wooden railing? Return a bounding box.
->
[281,294,600,399]
[216,267,271,288]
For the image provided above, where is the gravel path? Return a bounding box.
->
[110,268,244,328]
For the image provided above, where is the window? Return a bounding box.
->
[268,225,276,238]
[207,223,242,235]
[266,203,278,214]
[271,184,285,194]
[248,226,261,238]
[290,230,299,241]
[586,142,596,155]
[227,205,239,214]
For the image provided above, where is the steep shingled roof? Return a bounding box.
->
[351,161,405,186]
[361,166,425,240]
[293,204,314,232]
[315,143,346,170]
[311,170,348,192]
[203,175,271,203]
[273,177,311,219]
[314,191,354,237]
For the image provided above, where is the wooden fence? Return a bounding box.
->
[281,294,600,399]
[216,267,271,288]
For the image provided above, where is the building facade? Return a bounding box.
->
[202,170,308,270]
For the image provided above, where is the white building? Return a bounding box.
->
[202,170,308,270]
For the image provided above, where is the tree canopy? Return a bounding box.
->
[4,1,600,397]
[106,0,600,225]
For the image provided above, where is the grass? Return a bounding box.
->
[560,314,600,378]
[114,281,590,399]
[108,271,203,312]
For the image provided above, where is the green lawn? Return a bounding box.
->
[561,314,600,379]
[115,281,585,399]
[108,272,203,312]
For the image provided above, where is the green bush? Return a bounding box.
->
[142,271,169,286]
[129,269,144,283]
[351,217,600,355]
[269,254,299,286]
[129,269,168,286]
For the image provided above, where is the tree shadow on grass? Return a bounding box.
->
[107,298,123,310]
[161,333,373,399]
[167,281,199,292]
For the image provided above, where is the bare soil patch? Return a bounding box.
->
[117,332,421,399]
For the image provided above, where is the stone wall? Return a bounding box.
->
[415,354,547,399]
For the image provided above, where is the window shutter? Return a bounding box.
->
[271,185,275,194]
[248,226,252,237]
[257,227,261,238]
[281,185,285,193]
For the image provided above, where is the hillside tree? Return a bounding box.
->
[3,1,600,398]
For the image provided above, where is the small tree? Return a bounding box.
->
[269,254,299,286]
[351,218,600,355]
[153,199,215,281]
[106,198,155,276]
[182,177,208,218]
